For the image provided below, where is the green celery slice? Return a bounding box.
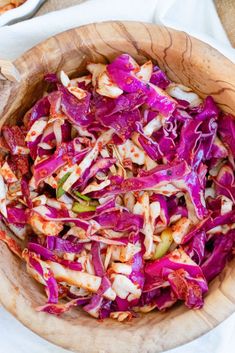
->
[73,190,91,202]
[72,202,97,213]
[153,228,173,259]
[56,172,71,198]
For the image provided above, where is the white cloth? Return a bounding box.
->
[0,0,235,352]
[0,0,234,61]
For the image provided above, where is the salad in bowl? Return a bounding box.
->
[0,53,234,321]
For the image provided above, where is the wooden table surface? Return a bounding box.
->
[35,0,235,48]
[214,0,235,47]
[35,0,85,15]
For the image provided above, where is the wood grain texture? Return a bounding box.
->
[0,21,235,353]
[215,0,235,47]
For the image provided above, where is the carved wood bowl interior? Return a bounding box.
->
[0,21,235,353]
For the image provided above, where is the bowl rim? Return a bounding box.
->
[0,20,235,353]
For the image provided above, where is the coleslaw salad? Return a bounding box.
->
[0,54,234,321]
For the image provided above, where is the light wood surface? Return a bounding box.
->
[0,21,235,353]
[36,0,85,15]
[215,0,235,47]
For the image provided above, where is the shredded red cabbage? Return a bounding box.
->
[0,54,235,321]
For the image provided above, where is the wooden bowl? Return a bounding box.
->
[0,21,235,353]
